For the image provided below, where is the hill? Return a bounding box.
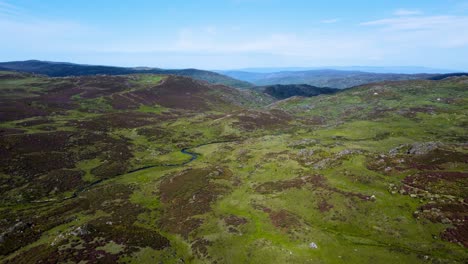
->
[254,84,339,99]
[0,60,253,89]
[429,73,468,80]
[220,69,437,89]
[228,66,457,74]
[0,71,268,122]
[0,71,467,263]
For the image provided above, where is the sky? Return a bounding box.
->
[1,0,468,70]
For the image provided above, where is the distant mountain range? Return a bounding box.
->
[1,60,467,91]
[222,66,459,74]
[0,60,253,89]
[218,69,466,89]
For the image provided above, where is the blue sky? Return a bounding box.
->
[1,0,468,70]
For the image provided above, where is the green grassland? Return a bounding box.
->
[0,72,467,263]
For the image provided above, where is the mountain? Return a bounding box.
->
[1,70,467,263]
[328,66,458,74]
[0,60,253,89]
[428,72,468,80]
[253,84,339,99]
[227,66,458,74]
[220,69,438,89]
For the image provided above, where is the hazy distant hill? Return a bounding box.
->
[0,60,253,89]
[220,69,439,89]
[428,73,468,80]
[226,66,457,74]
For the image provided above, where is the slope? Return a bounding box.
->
[253,83,339,99]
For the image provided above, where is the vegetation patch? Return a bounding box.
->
[158,167,234,237]
[255,174,372,201]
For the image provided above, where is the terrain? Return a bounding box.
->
[0,70,467,263]
[0,60,253,89]
[220,69,467,89]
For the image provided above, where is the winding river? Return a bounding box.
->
[31,139,238,204]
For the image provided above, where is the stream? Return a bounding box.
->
[30,139,238,204]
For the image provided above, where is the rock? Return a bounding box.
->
[309,242,318,249]
[408,142,442,155]
[338,149,353,156]
[0,221,26,243]
[390,142,442,156]
[337,149,363,158]
[208,169,221,177]
[298,149,315,157]
[288,139,319,148]
[441,218,452,224]
[71,225,89,236]
[313,159,331,169]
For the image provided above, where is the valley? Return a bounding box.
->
[0,70,466,263]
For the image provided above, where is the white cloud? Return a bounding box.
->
[105,25,381,64]
[320,18,340,24]
[0,0,22,17]
[394,9,422,16]
[0,1,84,40]
[361,15,468,31]
[0,15,100,53]
[361,15,468,48]
[164,28,383,63]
